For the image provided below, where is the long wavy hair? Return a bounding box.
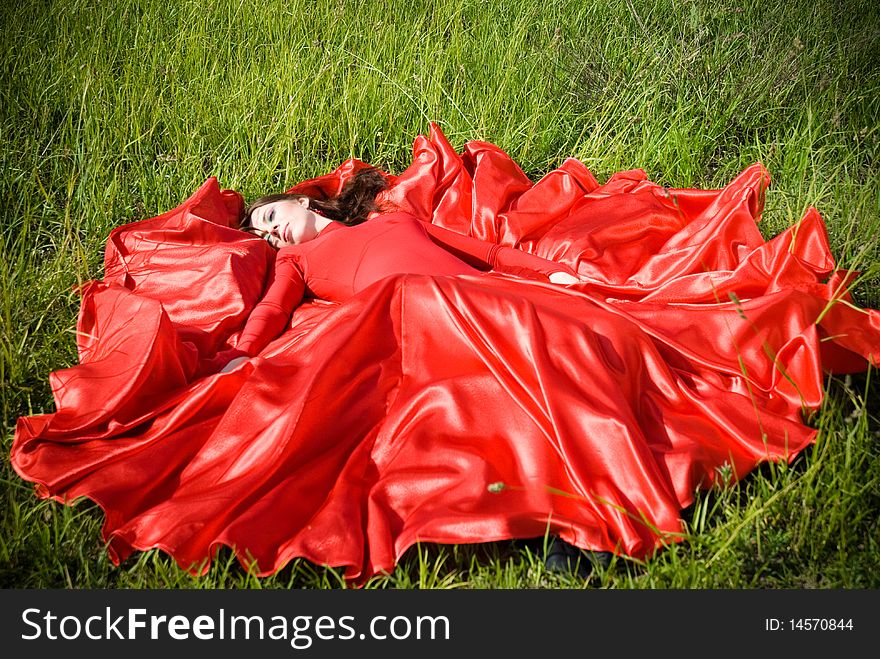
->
[241,166,390,231]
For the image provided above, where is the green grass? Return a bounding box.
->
[1,0,878,588]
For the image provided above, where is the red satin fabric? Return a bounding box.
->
[201,210,580,374]
[11,123,880,583]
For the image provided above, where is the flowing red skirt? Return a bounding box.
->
[11,124,880,582]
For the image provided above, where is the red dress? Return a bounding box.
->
[203,211,578,372]
[11,123,880,583]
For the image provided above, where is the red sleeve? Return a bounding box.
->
[197,255,305,376]
[234,255,305,355]
[421,222,578,280]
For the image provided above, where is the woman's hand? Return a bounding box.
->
[548,271,580,285]
[220,356,249,373]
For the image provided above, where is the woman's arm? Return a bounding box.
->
[420,222,579,281]
[198,255,305,375]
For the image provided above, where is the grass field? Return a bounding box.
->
[1,0,878,588]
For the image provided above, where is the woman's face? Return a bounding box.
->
[248,197,321,248]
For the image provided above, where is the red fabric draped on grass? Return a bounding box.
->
[12,123,880,582]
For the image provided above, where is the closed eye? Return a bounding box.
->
[243,227,276,245]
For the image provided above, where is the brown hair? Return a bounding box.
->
[242,166,389,230]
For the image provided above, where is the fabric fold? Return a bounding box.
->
[11,123,880,583]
